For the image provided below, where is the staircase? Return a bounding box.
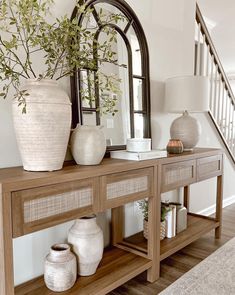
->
[195,4,235,163]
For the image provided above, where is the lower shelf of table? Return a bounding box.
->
[15,247,152,295]
[124,213,220,261]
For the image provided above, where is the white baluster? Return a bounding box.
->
[212,66,218,116]
[216,76,222,123]
[231,106,235,154]
[220,85,225,135]
[225,93,229,141]
[201,34,206,75]
[209,56,214,110]
[196,23,201,75]
[206,45,210,77]
[228,99,232,147]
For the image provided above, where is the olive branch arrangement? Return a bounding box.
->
[0,0,126,114]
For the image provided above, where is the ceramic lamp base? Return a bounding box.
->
[170,111,201,150]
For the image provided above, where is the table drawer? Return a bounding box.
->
[12,178,98,237]
[161,160,196,192]
[197,155,222,181]
[101,168,153,209]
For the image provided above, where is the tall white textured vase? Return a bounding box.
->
[12,79,71,171]
[68,215,104,276]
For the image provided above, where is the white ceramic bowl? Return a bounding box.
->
[126,138,151,152]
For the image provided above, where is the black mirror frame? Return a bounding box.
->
[70,0,151,152]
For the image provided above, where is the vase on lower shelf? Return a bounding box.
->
[68,215,104,276]
[44,243,77,292]
[143,219,166,240]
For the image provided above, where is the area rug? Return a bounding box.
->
[159,237,235,295]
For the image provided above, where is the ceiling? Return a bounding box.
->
[197,0,235,76]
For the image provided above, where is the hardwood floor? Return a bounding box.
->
[109,203,235,295]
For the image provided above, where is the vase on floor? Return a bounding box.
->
[70,125,106,165]
[44,243,77,292]
[12,79,71,171]
[68,215,104,276]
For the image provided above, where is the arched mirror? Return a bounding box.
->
[71,0,151,151]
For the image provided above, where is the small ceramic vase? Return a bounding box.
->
[70,125,106,165]
[68,215,104,276]
[44,244,77,292]
[166,139,184,154]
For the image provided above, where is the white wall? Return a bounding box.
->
[1,0,234,286]
[128,0,196,149]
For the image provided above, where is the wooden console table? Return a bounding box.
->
[0,148,223,295]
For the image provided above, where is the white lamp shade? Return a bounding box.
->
[165,76,210,113]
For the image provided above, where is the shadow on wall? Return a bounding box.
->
[149,79,187,205]
[150,80,172,148]
[151,79,166,114]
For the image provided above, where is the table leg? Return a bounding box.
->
[0,191,14,295]
[184,186,190,212]
[215,175,223,239]
[111,206,124,245]
[147,165,160,282]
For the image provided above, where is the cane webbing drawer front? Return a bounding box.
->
[107,176,148,199]
[23,187,92,223]
[161,160,196,192]
[102,168,153,208]
[12,178,97,237]
[197,155,222,181]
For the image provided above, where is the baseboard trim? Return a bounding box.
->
[197,195,235,216]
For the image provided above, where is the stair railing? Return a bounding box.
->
[195,3,235,163]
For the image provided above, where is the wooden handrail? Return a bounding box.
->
[196,3,235,164]
[196,3,235,107]
[208,111,235,163]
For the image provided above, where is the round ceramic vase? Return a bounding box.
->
[70,125,106,165]
[44,244,77,292]
[12,79,71,172]
[68,215,104,276]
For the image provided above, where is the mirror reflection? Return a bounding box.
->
[71,0,151,149]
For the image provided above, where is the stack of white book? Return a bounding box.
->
[110,150,167,161]
[165,204,176,238]
[164,203,187,238]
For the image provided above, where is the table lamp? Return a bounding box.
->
[165,76,210,150]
